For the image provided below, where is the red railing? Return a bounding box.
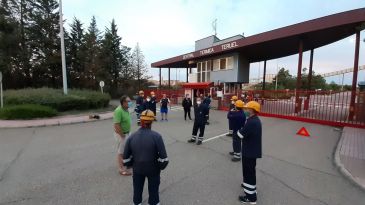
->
[220,90,365,128]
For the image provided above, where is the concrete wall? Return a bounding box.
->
[195,36,220,51]
[208,52,240,83]
[238,53,250,83]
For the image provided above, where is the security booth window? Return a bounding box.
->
[220,58,226,70]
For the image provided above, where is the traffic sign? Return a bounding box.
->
[99,81,105,88]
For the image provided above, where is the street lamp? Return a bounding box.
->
[59,0,68,95]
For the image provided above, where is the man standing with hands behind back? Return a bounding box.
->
[113,95,132,176]
[182,94,193,120]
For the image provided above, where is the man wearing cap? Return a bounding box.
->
[226,96,238,137]
[237,101,262,204]
[187,97,209,145]
[228,100,246,162]
[123,110,169,205]
[135,91,145,125]
[203,94,211,125]
[150,92,157,121]
[113,95,132,176]
[182,94,193,120]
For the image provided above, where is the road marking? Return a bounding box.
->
[203,132,229,143]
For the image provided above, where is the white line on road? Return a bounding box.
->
[203,133,229,143]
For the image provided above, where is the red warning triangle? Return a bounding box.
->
[297,127,310,137]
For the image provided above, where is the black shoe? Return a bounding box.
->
[231,157,241,162]
[187,139,196,143]
[238,195,256,204]
[226,133,233,137]
[229,151,234,156]
[206,122,210,125]
[197,141,202,145]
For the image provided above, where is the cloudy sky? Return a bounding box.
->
[63,0,365,85]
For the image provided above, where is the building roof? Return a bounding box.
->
[151,8,365,68]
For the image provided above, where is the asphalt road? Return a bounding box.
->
[0,107,364,205]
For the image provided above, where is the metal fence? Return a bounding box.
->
[219,90,365,128]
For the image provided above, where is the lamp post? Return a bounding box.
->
[59,0,68,95]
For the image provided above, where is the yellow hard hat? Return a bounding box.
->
[245,101,261,113]
[231,96,238,101]
[235,100,245,108]
[140,109,155,121]
[150,91,155,95]
[139,90,144,95]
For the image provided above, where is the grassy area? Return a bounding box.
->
[1,88,112,120]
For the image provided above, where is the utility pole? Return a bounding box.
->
[59,0,68,94]
[275,60,279,90]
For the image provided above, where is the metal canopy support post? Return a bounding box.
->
[159,67,162,89]
[295,40,303,113]
[349,31,360,121]
[262,60,267,90]
[186,68,189,83]
[308,49,314,90]
[168,68,171,89]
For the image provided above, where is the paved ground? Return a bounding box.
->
[0,108,364,205]
[338,127,365,189]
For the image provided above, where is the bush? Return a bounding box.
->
[0,104,58,120]
[4,88,111,112]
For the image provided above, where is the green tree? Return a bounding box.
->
[100,19,125,95]
[131,43,150,90]
[83,16,101,89]
[27,0,61,87]
[67,17,85,88]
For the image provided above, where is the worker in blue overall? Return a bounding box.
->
[187,97,209,145]
[228,100,246,162]
[237,101,262,204]
[226,95,238,137]
[150,92,157,121]
[135,90,145,126]
[123,109,169,205]
[203,94,211,125]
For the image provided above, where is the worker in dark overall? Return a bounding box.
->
[203,94,211,125]
[237,101,262,204]
[150,91,157,121]
[135,90,145,126]
[187,97,209,145]
[182,94,193,120]
[228,100,246,162]
[123,109,169,205]
[142,95,152,111]
[226,95,238,137]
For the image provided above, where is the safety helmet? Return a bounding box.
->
[139,90,144,95]
[235,100,245,108]
[140,109,155,121]
[231,96,238,101]
[245,101,261,113]
[150,91,155,95]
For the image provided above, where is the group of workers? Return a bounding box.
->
[113,91,262,205]
[135,90,170,124]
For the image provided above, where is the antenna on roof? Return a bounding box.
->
[212,19,217,36]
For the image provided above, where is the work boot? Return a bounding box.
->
[226,133,233,137]
[229,151,234,156]
[231,157,241,162]
[238,195,256,204]
[197,141,202,145]
[187,139,196,143]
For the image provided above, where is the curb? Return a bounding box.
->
[0,112,114,129]
[334,128,365,191]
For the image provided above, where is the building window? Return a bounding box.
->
[220,59,226,70]
[213,59,220,71]
[207,60,212,71]
[226,57,234,69]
